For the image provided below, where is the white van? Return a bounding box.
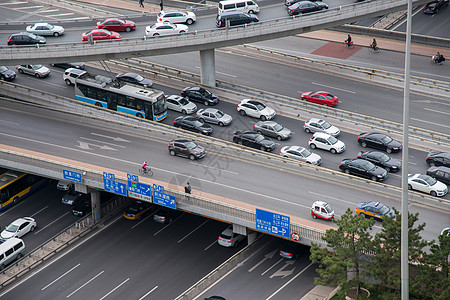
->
[218,0,260,14]
[0,237,25,270]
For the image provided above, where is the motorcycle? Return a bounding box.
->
[431,55,445,65]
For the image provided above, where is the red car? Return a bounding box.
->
[301,91,339,107]
[81,29,121,42]
[96,18,136,32]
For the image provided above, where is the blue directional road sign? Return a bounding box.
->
[256,208,290,238]
[103,172,127,196]
[153,184,176,209]
[63,169,82,183]
[127,174,152,202]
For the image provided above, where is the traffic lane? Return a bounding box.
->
[199,235,318,300]
[1,211,242,299]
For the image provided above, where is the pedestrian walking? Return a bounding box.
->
[139,0,144,8]
[184,182,191,194]
[159,0,163,11]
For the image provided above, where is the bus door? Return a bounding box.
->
[107,92,118,111]
[144,102,152,120]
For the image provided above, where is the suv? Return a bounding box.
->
[309,132,345,154]
[7,32,46,45]
[63,68,87,86]
[168,138,206,160]
[216,11,259,28]
[72,194,91,217]
[157,9,196,25]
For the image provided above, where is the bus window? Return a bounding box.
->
[107,92,117,110]
[98,90,107,101]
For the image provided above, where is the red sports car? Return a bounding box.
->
[301,91,339,107]
[81,29,121,42]
[96,18,136,32]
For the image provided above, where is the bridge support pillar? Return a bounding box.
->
[199,49,216,87]
[89,189,102,221]
[247,231,258,245]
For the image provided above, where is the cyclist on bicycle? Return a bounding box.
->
[345,34,352,47]
[370,38,377,50]
[142,161,148,171]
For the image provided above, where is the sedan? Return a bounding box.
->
[253,121,292,140]
[196,108,232,126]
[51,62,85,70]
[145,21,188,37]
[0,66,16,81]
[233,130,275,152]
[97,18,136,32]
[124,200,152,220]
[423,0,449,14]
[287,1,328,16]
[280,145,322,165]
[426,151,450,167]
[115,72,153,88]
[26,22,64,36]
[237,99,276,120]
[279,242,308,260]
[357,151,401,172]
[7,32,46,45]
[153,208,176,224]
[81,29,121,42]
[173,116,213,135]
[72,195,91,217]
[181,86,219,106]
[408,174,448,197]
[301,90,338,107]
[168,138,205,160]
[355,201,394,221]
[285,0,321,5]
[157,9,197,25]
[166,95,197,114]
[218,228,245,247]
[303,118,340,136]
[309,132,345,154]
[339,158,388,181]
[358,132,402,153]
[0,217,36,241]
[16,64,50,78]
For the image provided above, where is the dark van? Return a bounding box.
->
[216,11,259,28]
[427,166,450,185]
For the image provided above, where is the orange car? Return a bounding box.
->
[123,200,152,220]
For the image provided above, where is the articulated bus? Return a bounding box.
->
[0,170,48,211]
[74,74,168,121]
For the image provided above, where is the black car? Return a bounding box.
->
[279,242,309,260]
[153,207,175,224]
[287,1,328,16]
[232,130,275,152]
[357,151,401,172]
[72,194,91,217]
[7,32,46,45]
[423,0,449,14]
[181,87,219,106]
[0,66,16,81]
[426,152,450,167]
[216,11,259,28]
[426,166,450,185]
[285,0,321,5]
[115,72,153,88]
[173,116,214,135]
[339,158,388,181]
[51,62,85,70]
[357,132,402,153]
[168,138,206,160]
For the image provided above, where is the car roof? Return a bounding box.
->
[287,145,305,151]
[161,9,184,13]
[258,121,277,126]
[307,118,324,123]
[312,132,331,138]
[11,217,32,226]
[313,200,329,207]
[119,72,139,77]
[241,98,262,105]
[32,22,51,26]
[66,68,86,75]
[429,152,450,158]
[221,228,233,235]
[171,138,192,143]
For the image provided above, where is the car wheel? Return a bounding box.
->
[95,102,102,107]
[249,10,255,14]
[218,122,224,127]
[35,73,41,78]
[18,69,24,74]
[136,113,143,118]
[322,103,328,106]
[17,253,23,259]
[65,79,72,86]
[239,110,246,116]
[408,184,412,190]
[310,143,316,149]
[179,30,186,34]
[0,264,5,271]
[371,176,377,181]
[204,101,209,106]
[344,169,350,174]
[260,146,265,151]
[186,19,193,25]
[189,154,196,160]
[199,117,204,123]
[153,33,160,37]
[238,140,242,145]
[430,191,437,197]
[181,109,187,114]
[361,141,367,148]
[428,162,435,167]
[312,214,317,219]
[53,32,60,37]
[386,148,392,154]
[304,128,311,134]
[125,26,131,32]
[169,150,176,156]
[13,197,19,205]
[260,115,267,121]
[277,136,283,141]
[30,225,35,232]
[330,148,337,154]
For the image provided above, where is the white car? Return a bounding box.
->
[407,174,448,197]
[16,64,50,78]
[303,118,340,137]
[145,21,188,37]
[308,132,345,154]
[1,217,36,241]
[57,180,74,191]
[157,9,196,25]
[218,228,245,247]
[237,99,276,121]
[63,68,87,86]
[26,22,64,37]
[196,108,232,126]
[280,145,322,165]
[166,95,197,114]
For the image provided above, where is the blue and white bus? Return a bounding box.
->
[74,74,167,121]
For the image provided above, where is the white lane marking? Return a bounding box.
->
[131,211,156,229]
[99,278,130,300]
[0,202,24,217]
[311,82,356,93]
[35,212,70,235]
[153,214,183,236]
[16,6,44,9]
[261,258,284,276]
[46,13,74,17]
[0,120,19,125]
[189,161,238,175]
[178,220,208,243]
[204,240,217,251]
[66,271,104,298]
[30,206,48,217]
[194,66,237,77]
[424,108,450,116]
[408,161,417,165]
[308,191,355,206]
[42,263,81,290]
[0,2,28,5]
[80,137,126,148]
[391,7,424,31]
[138,286,158,300]
[248,249,277,272]
[411,118,448,128]
[91,133,130,142]
[40,9,59,13]
[266,262,313,300]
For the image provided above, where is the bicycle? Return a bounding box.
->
[368,44,380,53]
[343,40,354,48]
[139,166,153,177]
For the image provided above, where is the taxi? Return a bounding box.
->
[355,201,394,221]
[311,201,334,221]
[123,200,152,220]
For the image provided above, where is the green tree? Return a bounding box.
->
[310,208,376,296]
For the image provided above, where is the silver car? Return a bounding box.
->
[26,22,64,37]
[253,121,292,140]
[218,228,245,247]
[196,108,232,126]
[16,64,50,78]
[303,118,340,137]
[166,95,197,114]
[280,146,322,165]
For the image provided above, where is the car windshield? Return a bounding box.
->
[127,206,141,213]
[47,24,55,29]
[254,103,266,111]
[118,19,125,23]
[379,205,390,215]
[185,141,198,150]
[215,110,224,118]
[320,121,331,129]
[103,29,113,35]
[380,135,393,144]
[29,33,38,39]
[193,120,204,126]
[378,153,390,162]
[153,95,167,115]
[31,64,43,69]
[327,136,338,145]
[300,148,311,157]
[255,134,264,142]
[179,98,189,105]
[0,66,7,72]
[134,75,144,81]
[422,175,437,186]
[5,224,19,233]
[324,203,333,213]
[200,89,212,97]
[361,160,376,171]
[273,123,283,132]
